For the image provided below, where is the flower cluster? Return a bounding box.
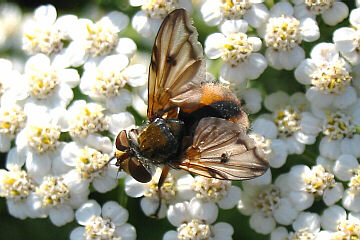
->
[0,1,359,240]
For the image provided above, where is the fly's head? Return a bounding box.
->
[114,129,152,183]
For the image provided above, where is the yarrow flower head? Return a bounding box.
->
[263,91,316,154]
[22,4,78,56]
[287,164,343,211]
[323,111,356,140]
[293,0,349,26]
[64,100,116,154]
[0,104,26,152]
[15,107,66,179]
[238,172,299,235]
[164,198,233,240]
[200,0,269,31]
[70,200,136,240]
[130,0,192,37]
[0,162,35,220]
[259,1,319,70]
[176,174,242,210]
[27,171,89,226]
[307,99,360,160]
[295,43,356,108]
[80,54,147,113]
[66,11,131,66]
[125,168,186,218]
[320,205,360,239]
[21,54,79,112]
[67,100,109,137]
[205,30,267,86]
[60,142,123,193]
[25,121,60,154]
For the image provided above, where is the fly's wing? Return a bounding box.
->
[174,117,269,180]
[147,8,205,121]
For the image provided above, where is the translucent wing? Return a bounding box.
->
[147,8,205,121]
[174,117,269,180]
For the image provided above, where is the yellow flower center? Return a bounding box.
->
[265,15,301,51]
[141,0,179,19]
[28,68,59,99]
[274,106,302,138]
[177,219,212,240]
[221,32,254,66]
[93,69,128,97]
[311,59,352,95]
[323,111,355,140]
[85,20,119,57]
[220,0,252,19]
[69,104,110,138]
[305,0,334,15]
[27,125,60,153]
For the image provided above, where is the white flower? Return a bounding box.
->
[309,99,360,160]
[22,4,78,55]
[333,8,360,65]
[200,0,269,31]
[287,164,343,211]
[258,2,319,70]
[124,168,187,218]
[164,198,233,240]
[293,0,349,26]
[205,31,267,86]
[65,11,130,66]
[333,154,360,212]
[27,171,89,226]
[0,104,26,152]
[251,118,288,168]
[242,88,262,114]
[238,172,299,235]
[295,43,356,108]
[130,0,192,38]
[0,58,24,106]
[0,153,35,220]
[176,175,242,210]
[70,200,136,240]
[321,205,360,238]
[0,3,22,49]
[64,100,113,153]
[263,91,316,154]
[21,54,79,112]
[271,212,321,240]
[108,111,136,138]
[80,54,147,113]
[15,107,66,181]
[60,142,124,193]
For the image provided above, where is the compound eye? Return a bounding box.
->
[116,130,129,151]
[128,158,152,183]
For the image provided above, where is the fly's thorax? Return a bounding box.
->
[138,118,184,163]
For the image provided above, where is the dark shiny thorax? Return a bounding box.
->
[138,118,184,164]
